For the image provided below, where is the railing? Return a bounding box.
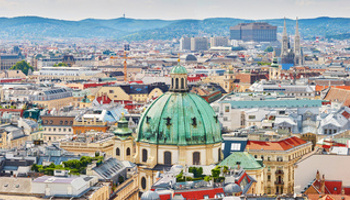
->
[275,170,284,175]
[274,180,284,185]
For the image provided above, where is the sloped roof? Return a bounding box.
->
[247,136,307,151]
[219,152,264,170]
[93,158,125,180]
[324,88,350,107]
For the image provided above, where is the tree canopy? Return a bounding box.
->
[53,62,68,67]
[10,60,34,76]
[264,46,274,52]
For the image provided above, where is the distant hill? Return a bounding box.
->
[0,16,349,41]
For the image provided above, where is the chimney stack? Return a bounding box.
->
[236,161,241,170]
[320,174,326,194]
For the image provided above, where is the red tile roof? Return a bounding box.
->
[247,136,307,151]
[96,95,112,104]
[308,194,350,200]
[344,187,350,195]
[159,194,171,200]
[342,111,350,119]
[324,88,350,107]
[173,188,225,200]
[325,181,342,194]
[316,85,350,92]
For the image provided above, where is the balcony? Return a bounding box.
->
[275,180,284,185]
[275,170,284,175]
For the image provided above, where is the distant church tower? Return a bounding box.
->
[280,17,289,57]
[294,17,302,66]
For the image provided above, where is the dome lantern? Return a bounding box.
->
[169,63,189,92]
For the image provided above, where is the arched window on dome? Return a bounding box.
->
[116,148,120,156]
[193,152,200,165]
[164,151,172,165]
[142,149,148,162]
[181,78,184,89]
[171,78,174,90]
[126,147,131,156]
[175,78,179,90]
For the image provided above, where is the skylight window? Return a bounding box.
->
[231,143,241,151]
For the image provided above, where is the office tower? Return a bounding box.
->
[229,22,277,42]
[180,37,191,51]
[190,37,208,51]
[210,36,229,47]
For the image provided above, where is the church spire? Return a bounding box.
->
[283,17,287,37]
[294,17,302,66]
[281,17,289,57]
[295,17,299,36]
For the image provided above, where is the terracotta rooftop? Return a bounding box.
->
[247,136,307,151]
[324,87,350,107]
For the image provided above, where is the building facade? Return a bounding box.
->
[246,136,312,195]
[230,22,277,42]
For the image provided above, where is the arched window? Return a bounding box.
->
[181,78,184,89]
[164,151,172,165]
[175,78,179,89]
[171,78,174,89]
[193,152,200,165]
[142,149,148,162]
[141,177,147,190]
[126,147,131,156]
[116,148,120,156]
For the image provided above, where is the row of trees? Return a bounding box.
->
[9,61,68,76]
[31,156,104,175]
[175,165,228,183]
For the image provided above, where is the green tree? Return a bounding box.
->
[257,61,271,66]
[264,46,274,52]
[10,60,34,76]
[31,164,39,172]
[204,176,212,182]
[211,168,221,178]
[53,62,68,67]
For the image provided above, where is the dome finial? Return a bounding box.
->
[177,53,180,63]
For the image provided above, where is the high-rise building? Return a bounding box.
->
[190,37,208,51]
[180,37,191,51]
[210,36,229,47]
[230,22,277,42]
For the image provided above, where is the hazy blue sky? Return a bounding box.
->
[0,0,349,20]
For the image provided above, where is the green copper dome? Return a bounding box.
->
[170,64,187,74]
[81,95,91,103]
[271,57,279,68]
[114,115,132,139]
[136,92,222,146]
